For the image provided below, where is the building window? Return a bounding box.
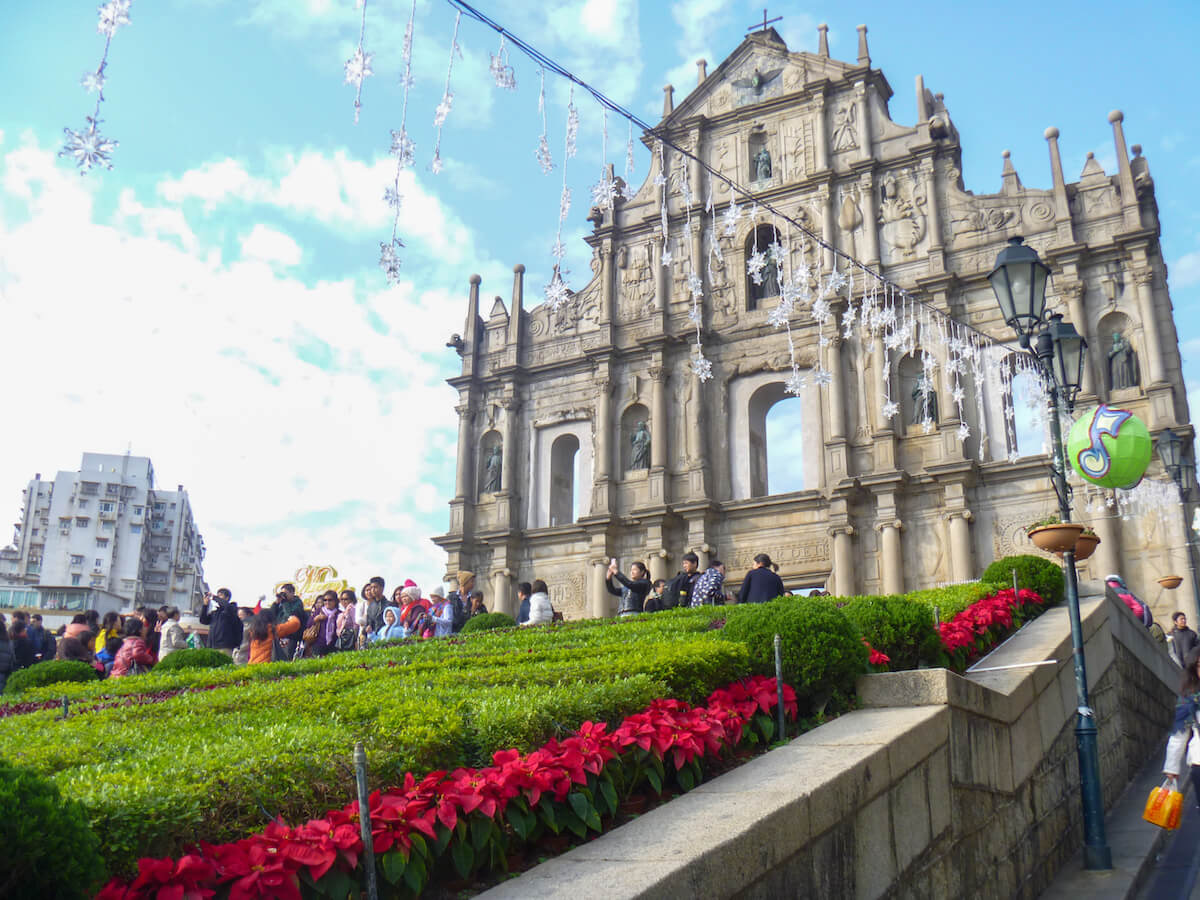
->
[100,501,114,513]
[745,224,782,311]
[133,506,143,516]
[71,574,82,586]
[106,483,119,495]
[130,524,142,534]
[94,558,103,568]
[96,538,108,547]
[549,433,580,527]
[75,517,89,526]
[154,503,165,512]
[70,555,84,566]
[78,499,88,509]
[101,521,114,531]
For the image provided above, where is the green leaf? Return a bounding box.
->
[678,764,695,792]
[561,808,587,838]
[599,779,618,815]
[409,831,428,860]
[507,804,533,840]
[584,806,603,832]
[402,851,427,895]
[471,813,494,851]
[646,768,662,795]
[381,848,407,885]
[538,795,559,833]
[318,867,357,899]
[450,838,475,879]
[434,823,454,856]
[567,791,592,824]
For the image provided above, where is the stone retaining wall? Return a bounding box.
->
[481,588,1178,899]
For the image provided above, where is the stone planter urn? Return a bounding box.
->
[1028,522,1084,553]
[1074,533,1100,562]
[1158,575,1184,590]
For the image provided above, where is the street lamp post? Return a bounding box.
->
[1157,429,1200,624]
[990,236,1112,871]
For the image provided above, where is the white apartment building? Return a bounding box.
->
[1,452,208,612]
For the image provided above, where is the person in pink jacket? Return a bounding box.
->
[110,618,156,677]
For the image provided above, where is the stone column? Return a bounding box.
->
[650,366,667,470]
[947,511,974,583]
[501,398,519,495]
[595,376,612,481]
[830,525,855,596]
[1060,282,1095,398]
[854,81,872,163]
[599,244,614,324]
[878,520,904,594]
[1090,507,1122,587]
[491,570,512,617]
[653,234,668,311]
[858,171,879,266]
[828,336,846,440]
[453,400,473,500]
[590,560,609,618]
[813,91,829,173]
[819,187,836,269]
[1044,128,1075,245]
[649,549,669,584]
[1108,110,1141,229]
[919,157,944,271]
[1133,267,1166,385]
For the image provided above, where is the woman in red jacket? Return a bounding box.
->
[110,618,156,677]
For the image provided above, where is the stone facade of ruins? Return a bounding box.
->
[434,27,1197,621]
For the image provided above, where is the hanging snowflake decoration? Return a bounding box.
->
[956,422,971,443]
[81,69,105,94]
[390,129,415,167]
[785,369,807,396]
[534,69,554,173]
[621,120,637,200]
[721,201,741,237]
[343,0,373,124]
[812,366,834,386]
[383,186,402,210]
[822,266,848,298]
[489,35,517,90]
[430,12,462,174]
[379,238,404,285]
[746,250,767,285]
[545,271,570,310]
[62,0,131,173]
[97,0,131,37]
[565,99,579,160]
[60,117,117,173]
[882,400,900,419]
[693,352,713,382]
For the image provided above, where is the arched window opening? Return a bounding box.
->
[745,224,782,311]
[549,434,580,526]
[1009,368,1044,459]
[620,403,651,472]
[747,382,806,497]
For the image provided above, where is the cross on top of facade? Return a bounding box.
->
[747,8,782,33]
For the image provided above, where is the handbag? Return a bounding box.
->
[302,615,324,645]
[1143,777,1183,830]
[337,625,358,651]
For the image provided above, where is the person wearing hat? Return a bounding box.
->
[738,553,786,604]
[447,571,474,633]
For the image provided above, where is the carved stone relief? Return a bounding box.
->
[831,103,858,152]
[618,244,655,322]
[878,170,927,262]
[544,570,587,617]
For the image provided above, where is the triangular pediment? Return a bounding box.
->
[660,30,865,128]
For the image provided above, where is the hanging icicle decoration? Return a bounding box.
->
[344,0,374,124]
[544,85,576,310]
[655,142,672,267]
[61,0,131,173]
[621,119,637,200]
[590,109,618,212]
[431,11,462,175]
[970,334,988,459]
[489,34,517,90]
[534,68,554,174]
[379,0,418,284]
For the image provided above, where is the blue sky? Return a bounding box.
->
[1,0,1198,602]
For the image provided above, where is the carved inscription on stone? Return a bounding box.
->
[726,540,830,573]
[618,244,655,322]
[545,571,587,617]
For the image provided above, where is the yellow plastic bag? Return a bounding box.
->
[1144,778,1183,830]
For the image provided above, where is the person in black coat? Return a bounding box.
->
[199,588,243,655]
[606,559,651,616]
[1170,612,1200,665]
[738,553,787,604]
[8,621,35,670]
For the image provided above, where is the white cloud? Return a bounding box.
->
[1173,247,1200,289]
[0,138,503,601]
[241,223,302,266]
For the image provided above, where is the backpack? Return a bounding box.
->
[660,577,681,610]
[450,593,468,632]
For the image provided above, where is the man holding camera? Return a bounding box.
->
[200,588,243,657]
[270,583,307,661]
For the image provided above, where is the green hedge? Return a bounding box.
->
[835,594,943,670]
[0,759,104,899]
[459,611,517,634]
[723,596,866,715]
[982,555,1064,607]
[153,648,236,671]
[4,660,98,696]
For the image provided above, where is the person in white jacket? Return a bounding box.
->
[157,606,188,660]
[522,579,554,626]
[1164,648,1200,806]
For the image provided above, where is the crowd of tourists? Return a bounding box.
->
[0,552,817,689]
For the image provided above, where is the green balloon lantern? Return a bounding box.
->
[1066,405,1152,489]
